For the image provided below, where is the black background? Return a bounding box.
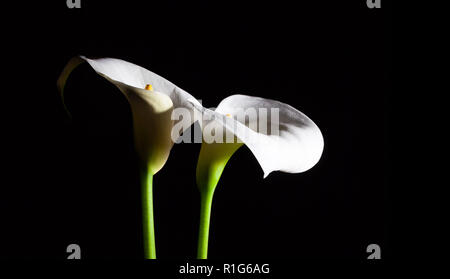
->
[1,0,390,259]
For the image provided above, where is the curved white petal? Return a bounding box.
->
[105,77,174,174]
[57,56,195,174]
[80,56,202,111]
[192,95,324,178]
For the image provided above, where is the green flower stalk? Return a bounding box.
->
[58,56,201,259]
[191,95,324,259]
[196,142,242,258]
[141,166,155,258]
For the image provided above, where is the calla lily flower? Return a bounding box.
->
[57,56,200,259]
[190,95,324,259]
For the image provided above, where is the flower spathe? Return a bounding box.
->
[192,94,324,183]
[57,56,200,174]
[57,56,203,259]
[57,56,325,259]
[191,94,324,259]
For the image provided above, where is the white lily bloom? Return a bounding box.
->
[191,95,324,180]
[57,56,201,174]
[192,95,324,259]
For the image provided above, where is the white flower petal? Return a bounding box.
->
[105,77,175,174]
[80,56,202,111]
[57,56,193,174]
[79,57,203,144]
[191,95,324,178]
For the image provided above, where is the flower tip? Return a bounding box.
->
[145,84,154,91]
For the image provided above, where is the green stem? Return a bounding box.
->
[141,167,156,259]
[195,142,243,259]
[197,189,214,259]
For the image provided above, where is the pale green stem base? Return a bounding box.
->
[195,142,243,259]
[141,168,156,259]
[197,190,215,259]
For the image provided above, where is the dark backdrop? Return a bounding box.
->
[1,0,390,259]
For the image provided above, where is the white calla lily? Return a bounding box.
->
[190,94,324,259]
[58,56,200,174]
[57,56,200,259]
[196,94,324,178]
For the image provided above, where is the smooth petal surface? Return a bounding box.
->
[111,78,174,174]
[80,57,202,143]
[192,95,324,178]
[57,56,188,174]
[80,56,202,113]
[196,142,243,191]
